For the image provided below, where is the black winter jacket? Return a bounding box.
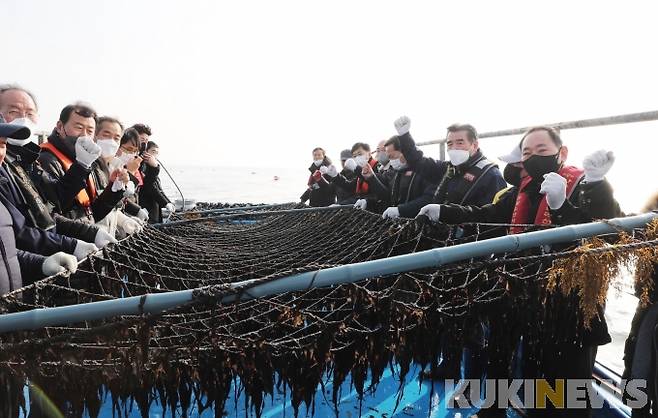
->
[140,164,171,223]
[438,175,622,347]
[38,132,125,222]
[364,166,435,218]
[300,158,336,207]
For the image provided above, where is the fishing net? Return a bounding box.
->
[0,206,655,418]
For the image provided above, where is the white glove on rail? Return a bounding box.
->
[94,228,118,248]
[353,199,367,210]
[42,252,78,276]
[382,207,400,219]
[117,211,143,235]
[73,240,99,260]
[417,204,441,222]
[136,208,149,222]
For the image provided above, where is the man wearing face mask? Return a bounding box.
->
[334,149,358,205]
[300,147,337,207]
[93,117,142,236]
[393,116,507,382]
[0,116,95,275]
[0,86,116,249]
[38,104,141,238]
[360,136,434,219]
[375,139,391,172]
[325,142,383,212]
[38,103,107,221]
[394,116,506,208]
[418,126,621,417]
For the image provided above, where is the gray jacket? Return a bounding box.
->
[0,202,22,295]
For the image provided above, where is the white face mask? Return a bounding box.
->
[376,151,389,165]
[447,149,470,166]
[389,158,406,171]
[354,155,368,167]
[97,138,120,158]
[313,159,323,167]
[6,117,36,146]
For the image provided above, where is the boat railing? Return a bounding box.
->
[416,110,658,160]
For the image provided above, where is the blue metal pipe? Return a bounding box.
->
[0,212,655,334]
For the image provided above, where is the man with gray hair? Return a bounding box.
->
[0,84,116,248]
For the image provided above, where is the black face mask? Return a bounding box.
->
[503,164,522,187]
[58,126,79,147]
[522,151,561,181]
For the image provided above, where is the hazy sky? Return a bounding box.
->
[3,0,657,211]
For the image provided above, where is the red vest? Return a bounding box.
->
[510,165,584,234]
[356,159,378,196]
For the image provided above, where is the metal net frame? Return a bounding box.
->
[0,206,655,418]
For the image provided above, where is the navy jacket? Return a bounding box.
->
[398,132,507,206]
[0,181,77,256]
[5,143,99,242]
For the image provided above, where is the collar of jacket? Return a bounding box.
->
[7,142,40,166]
[452,149,485,173]
[47,129,77,160]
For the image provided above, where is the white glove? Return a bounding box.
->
[73,240,99,260]
[417,204,442,222]
[353,199,367,210]
[42,252,78,276]
[382,207,400,219]
[124,217,143,235]
[111,178,125,192]
[319,166,329,175]
[540,172,567,210]
[74,136,102,169]
[325,165,339,178]
[117,211,143,235]
[394,116,411,135]
[165,203,176,213]
[136,208,149,222]
[94,228,118,248]
[123,181,136,197]
[583,149,615,183]
[344,158,357,172]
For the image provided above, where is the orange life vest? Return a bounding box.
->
[510,165,584,234]
[40,142,97,208]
